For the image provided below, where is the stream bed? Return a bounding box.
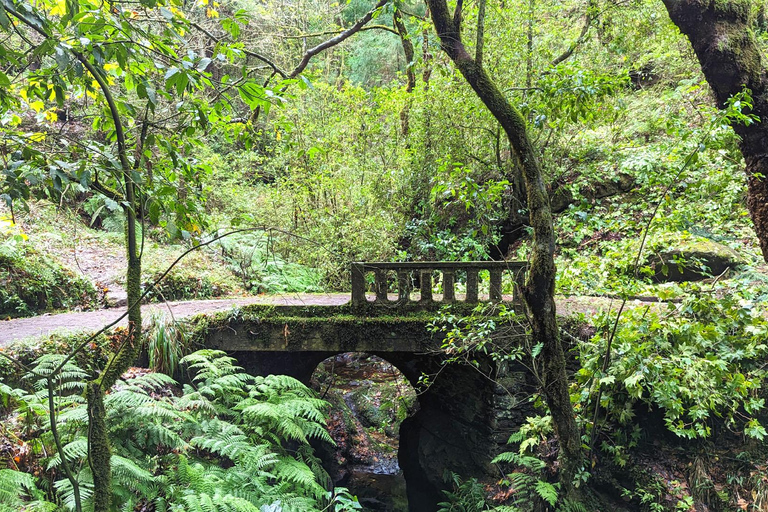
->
[311,354,415,512]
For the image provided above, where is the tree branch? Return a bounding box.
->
[453,0,464,36]
[549,0,597,67]
[289,0,390,78]
[280,24,399,39]
[189,20,288,79]
[476,0,486,67]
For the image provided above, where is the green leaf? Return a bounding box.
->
[238,81,269,109]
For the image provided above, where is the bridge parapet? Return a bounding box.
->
[350,261,528,307]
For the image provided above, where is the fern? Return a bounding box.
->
[557,499,590,512]
[4,349,339,512]
[0,469,39,507]
[46,436,89,470]
[492,451,546,470]
[534,480,558,507]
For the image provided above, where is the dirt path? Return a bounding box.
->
[0,294,350,344]
[0,294,655,345]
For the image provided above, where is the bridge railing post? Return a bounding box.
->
[374,269,388,302]
[397,270,411,303]
[512,265,526,308]
[489,268,502,302]
[442,269,455,302]
[465,268,479,302]
[420,270,433,303]
[351,262,366,305]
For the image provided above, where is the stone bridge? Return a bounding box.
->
[199,261,534,511]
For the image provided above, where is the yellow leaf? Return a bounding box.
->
[29,132,46,142]
[29,100,45,112]
[49,0,66,16]
[45,110,58,122]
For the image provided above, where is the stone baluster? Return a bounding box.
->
[466,268,479,302]
[351,262,366,305]
[489,268,502,302]
[420,270,433,302]
[374,269,388,302]
[442,269,455,302]
[513,267,525,306]
[397,270,411,303]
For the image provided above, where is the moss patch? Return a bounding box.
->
[645,233,744,282]
[0,242,98,318]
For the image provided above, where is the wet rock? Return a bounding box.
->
[580,173,635,202]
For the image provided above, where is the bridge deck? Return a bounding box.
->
[0,293,646,345]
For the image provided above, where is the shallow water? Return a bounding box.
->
[347,466,408,512]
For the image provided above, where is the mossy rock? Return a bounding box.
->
[0,244,98,318]
[645,234,744,282]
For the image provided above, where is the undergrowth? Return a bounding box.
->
[0,349,362,511]
[0,219,97,318]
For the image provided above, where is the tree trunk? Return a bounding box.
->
[426,0,583,498]
[662,0,768,261]
[394,8,416,136]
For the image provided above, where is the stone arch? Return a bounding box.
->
[231,349,534,511]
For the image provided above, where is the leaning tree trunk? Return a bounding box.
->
[426,0,583,498]
[394,8,416,137]
[662,0,768,262]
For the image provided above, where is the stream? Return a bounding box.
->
[311,354,414,512]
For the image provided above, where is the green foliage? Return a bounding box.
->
[145,313,186,376]
[142,246,241,301]
[579,292,768,442]
[0,224,97,318]
[429,303,530,366]
[0,469,56,511]
[0,350,359,511]
[213,231,323,293]
[491,448,558,510]
[438,472,489,512]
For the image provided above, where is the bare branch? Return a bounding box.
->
[549,0,596,67]
[280,24,398,39]
[289,0,390,79]
[189,20,288,79]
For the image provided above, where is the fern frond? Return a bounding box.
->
[0,469,36,505]
[54,469,94,509]
[557,499,590,512]
[272,457,326,500]
[111,454,155,490]
[46,437,88,470]
[535,480,558,506]
[492,451,546,470]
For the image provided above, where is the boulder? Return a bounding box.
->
[646,235,744,282]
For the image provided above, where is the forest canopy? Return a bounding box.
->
[1,0,768,510]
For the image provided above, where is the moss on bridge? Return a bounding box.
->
[187,302,489,353]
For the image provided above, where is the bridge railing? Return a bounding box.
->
[350,261,528,307]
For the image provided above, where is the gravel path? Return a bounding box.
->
[0,294,350,344]
[0,294,657,345]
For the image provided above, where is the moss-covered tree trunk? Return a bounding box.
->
[88,188,143,512]
[425,0,583,498]
[394,8,416,137]
[85,66,145,512]
[662,0,768,262]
